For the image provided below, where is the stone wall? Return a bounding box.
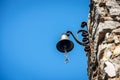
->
[87,0,120,80]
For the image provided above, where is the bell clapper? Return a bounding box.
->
[64,46,69,64]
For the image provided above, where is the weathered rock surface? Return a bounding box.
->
[87,0,120,80]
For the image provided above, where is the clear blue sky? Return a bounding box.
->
[0,0,90,80]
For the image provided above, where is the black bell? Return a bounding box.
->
[56,34,74,53]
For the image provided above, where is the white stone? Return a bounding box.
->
[114,36,120,43]
[97,44,112,61]
[106,0,120,15]
[106,0,119,7]
[105,33,110,39]
[93,0,99,3]
[98,21,120,32]
[116,16,120,21]
[104,61,116,77]
[112,28,120,33]
[96,7,105,15]
[99,49,112,61]
[109,6,120,15]
[106,50,112,59]
[113,45,120,55]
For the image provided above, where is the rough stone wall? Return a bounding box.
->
[87,0,120,80]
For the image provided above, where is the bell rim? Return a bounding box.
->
[56,39,74,53]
